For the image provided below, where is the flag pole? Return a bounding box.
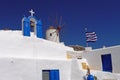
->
[86,41,88,47]
[85,28,88,47]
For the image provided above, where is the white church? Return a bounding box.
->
[0,10,120,80]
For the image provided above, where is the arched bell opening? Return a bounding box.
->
[30,18,37,35]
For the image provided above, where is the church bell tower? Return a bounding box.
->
[22,9,43,38]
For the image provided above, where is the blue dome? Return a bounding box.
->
[87,74,94,80]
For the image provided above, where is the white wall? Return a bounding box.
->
[0,58,71,80]
[0,31,73,60]
[81,45,120,73]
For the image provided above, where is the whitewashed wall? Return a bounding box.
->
[0,58,71,80]
[81,45,120,73]
[0,31,73,60]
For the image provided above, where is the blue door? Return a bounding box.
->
[101,54,112,72]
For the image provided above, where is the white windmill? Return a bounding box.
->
[46,16,64,43]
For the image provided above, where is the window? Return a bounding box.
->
[42,70,50,80]
[42,70,60,80]
[50,33,52,36]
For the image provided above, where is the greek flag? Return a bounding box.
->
[86,32,97,42]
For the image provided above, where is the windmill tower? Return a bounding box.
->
[46,16,64,43]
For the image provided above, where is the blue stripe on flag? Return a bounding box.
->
[86,32,97,42]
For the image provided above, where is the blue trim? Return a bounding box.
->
[36,20,43,38]
[28,16,37,20]
[23,17,30,36]
[22,16,43,38]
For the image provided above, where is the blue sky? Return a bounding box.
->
[0,0,120,49]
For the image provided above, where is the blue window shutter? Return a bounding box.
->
[50,70,59,80]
